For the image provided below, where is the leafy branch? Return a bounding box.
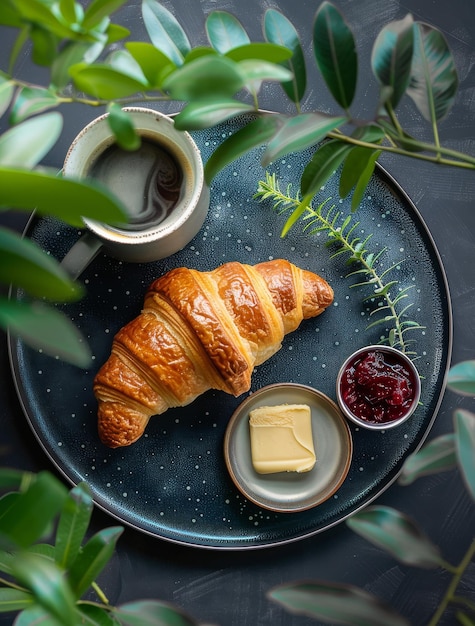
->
[255,172,424,356]
[0,0,473,364]
[269,364,475,626]
[1,362,474,625]
[0,469,200,625]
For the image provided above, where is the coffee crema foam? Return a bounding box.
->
[89,138,184,231]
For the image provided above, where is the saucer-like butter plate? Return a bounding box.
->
[224,384,353,513]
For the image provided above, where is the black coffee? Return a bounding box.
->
[89,137,184,230]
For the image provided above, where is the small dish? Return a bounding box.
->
[224,383,353,513]
[336,345,421,430]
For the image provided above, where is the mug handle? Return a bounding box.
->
[61,231,103,280]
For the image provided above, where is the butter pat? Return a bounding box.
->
[249,404,316,474]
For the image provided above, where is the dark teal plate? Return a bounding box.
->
[9,116,452,549]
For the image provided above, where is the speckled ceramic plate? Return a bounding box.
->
[9,115,452,550]
[224,384,352,512]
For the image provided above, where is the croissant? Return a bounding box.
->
[94,259,333,448]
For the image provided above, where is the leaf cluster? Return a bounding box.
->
[1,362,473,625]
[269,364,475,626]
[0,3,474,625]
[0,469,200,625]
[0,0,473,365]
[0,110,128,367]
[255,173,424,355]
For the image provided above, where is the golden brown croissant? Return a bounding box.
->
[94,259,333,447]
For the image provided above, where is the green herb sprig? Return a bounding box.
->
[255,172,425,356]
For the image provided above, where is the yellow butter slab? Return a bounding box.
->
[249,404,316,474]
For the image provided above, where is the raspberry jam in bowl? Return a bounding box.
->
[336,345,421,430]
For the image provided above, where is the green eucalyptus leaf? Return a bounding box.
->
[407,22,458,122]
[349,149,380,211]
[173,99,254,131]
[115,600,199,626]
[300,139,353,197]
[206,10,250,54]
[0,543,17,570]
[107,49,149,84]
[13,605,63,626]
[125,41,176,87]
[352,124,386,143]
[0,78,15,118]
[454,409,475,500]
[0,2,23,27]
[78,604,119,625]
[9,27,30,77]
[0,168,127,227]
[0,588,33,613]
[339,146,376,198]
[347,505,444,568]
[313,1,357,110]
[226,42,292,63]
[27,543,56,560]
[269,581,409,626]
[0,226,83,301]
[142,0,190,66]
[162,55,244,100]
[204,114,281,184]
[398,433,457,485]
[446,360,475,396]
[82,0,128,29]
[69,63,147,99]
[105,22,130,44]
[12,553,77,626]
[262,113,346,167]
[51,41,103,89]
[0,468,33,491]
[0,111,62,168]
[1,298,92,368]
[107,103,140,150]
[184,46,217,63]
[0,471,67,548]
[30,24,58,66]
[237,59,293,88]
[339,146,381,210]
[68,527,123,599]
[264,9,307,105]
[55,483,93,570]
[58,0,80,25]
[12,0,74,39]
[371,14,414,108]
[10,86,60,124]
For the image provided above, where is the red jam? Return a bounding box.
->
[339,350,416,424]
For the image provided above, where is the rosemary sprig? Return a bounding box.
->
[255,172,425,356]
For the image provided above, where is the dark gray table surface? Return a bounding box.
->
[1,1,475,624]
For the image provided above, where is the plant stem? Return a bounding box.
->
[92,581,110,605]
[427,538,475,626]
[326,130,475,169]
[8,76,475,170]
[0,576,27,592]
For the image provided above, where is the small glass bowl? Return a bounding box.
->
[336,345,421,430]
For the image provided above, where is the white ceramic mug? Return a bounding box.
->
[61,107,210,278]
